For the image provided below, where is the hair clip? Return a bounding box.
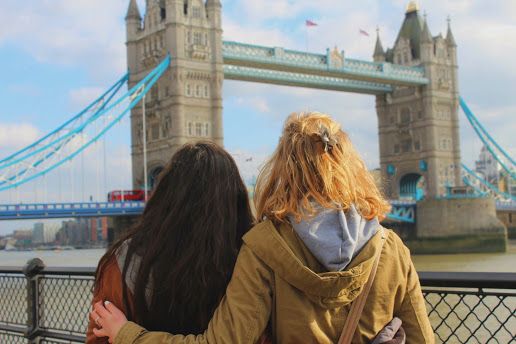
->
[318,127,337,153]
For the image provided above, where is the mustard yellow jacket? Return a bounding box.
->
[114,221,435,344]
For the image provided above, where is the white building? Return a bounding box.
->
[32,222,61,244]
[475,145,500,184]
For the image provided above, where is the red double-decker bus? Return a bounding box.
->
[107,190,147,202]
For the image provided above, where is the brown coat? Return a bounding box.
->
[86,256,133,344]
[114,221,435,344]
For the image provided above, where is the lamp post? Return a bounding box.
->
[142,95,148,202]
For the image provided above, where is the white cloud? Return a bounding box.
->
[0,123,40,150]
[0,0,127,82]
[235,96,271,113]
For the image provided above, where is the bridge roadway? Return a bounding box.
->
[0,199,513,222]
[0,201,419,222]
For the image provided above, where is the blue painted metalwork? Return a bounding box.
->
[496,200,516,211]
[222,41,429,88]
[0,75,128,171]
[0,200,417,222]
[399,173,424,200]
[460,97,516,180]
[224,65,392,95]
[461,164,515,200]
[0,55,171,192]
[0,202,145,220]
[0,73,129,167]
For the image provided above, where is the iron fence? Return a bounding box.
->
[0,260,515,343]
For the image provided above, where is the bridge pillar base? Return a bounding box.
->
[107,216,139,246]
[411,197,507,254]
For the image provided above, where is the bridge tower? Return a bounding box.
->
[375,2,461,199]
[125,0,223,189]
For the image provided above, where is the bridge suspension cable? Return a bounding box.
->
[459,97,516,180]
[0,55,171,192]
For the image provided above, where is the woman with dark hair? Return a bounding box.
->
[86,142,255,343]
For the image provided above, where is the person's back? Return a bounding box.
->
[87,142,254,343]
[242,219,431,343]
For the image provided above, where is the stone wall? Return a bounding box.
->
[411,197,507,253]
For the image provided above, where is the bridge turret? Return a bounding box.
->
[127,0,224,189]
[125,0,142,40]
[373,28,386,62]
[376,3,462,199]
[206,0,222,30]
[420,15,433,62]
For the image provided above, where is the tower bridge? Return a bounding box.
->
[125,0,461,201]
[0,0,513,252]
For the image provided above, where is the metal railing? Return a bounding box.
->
[1,260,515,343]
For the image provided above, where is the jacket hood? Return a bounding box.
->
[243,220,385,309]
[288,205,379,272]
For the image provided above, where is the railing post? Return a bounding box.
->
[22,258,45,344]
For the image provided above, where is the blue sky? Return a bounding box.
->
[0,0,515,234]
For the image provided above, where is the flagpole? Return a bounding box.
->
[305,24,308,51]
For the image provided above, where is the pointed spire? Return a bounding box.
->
[421,12,433,43]
[126,0,142,21]
[446,16,457,47]
[374,27,385,57]
[207,0,222,6]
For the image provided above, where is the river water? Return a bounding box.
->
[1,241,516,271]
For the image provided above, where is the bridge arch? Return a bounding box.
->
[399,173,426,201]
[149,165,165,190]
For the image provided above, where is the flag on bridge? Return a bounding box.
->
[359,29,370,37]
[306,20,318,27]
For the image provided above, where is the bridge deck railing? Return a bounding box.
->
[0,260,515,343]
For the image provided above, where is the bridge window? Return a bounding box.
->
[204,123,209,137]
[184,1,188,15]
[394,144,400,154]
[186,84,191,96]
[204,33,208,45]
[400,108,411,123]
[196,85,201,97]
[204,85,209,97]
[401,139,412,153]
[195,122,202,136]
[162,115,171,137]
[414,139,421,151]
[151,124,160,140]
[187,122,193,136]
[192,7,201,18]
[193,32,202,45]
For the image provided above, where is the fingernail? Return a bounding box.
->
[104,300,111,305]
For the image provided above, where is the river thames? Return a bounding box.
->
[1,241,516,272]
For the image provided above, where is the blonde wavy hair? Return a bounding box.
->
[254,112,391,223]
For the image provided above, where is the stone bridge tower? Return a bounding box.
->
[375,2,461,199]
[125,0,223,189]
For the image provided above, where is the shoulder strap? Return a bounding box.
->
[338,229,387,344]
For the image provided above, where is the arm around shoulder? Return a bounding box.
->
[396,244,435,344]
[114,244,274,344]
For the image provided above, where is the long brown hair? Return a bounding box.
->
[255,112,390,223]
[95,142,254,334]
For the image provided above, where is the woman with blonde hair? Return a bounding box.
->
[92,112,434,344]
